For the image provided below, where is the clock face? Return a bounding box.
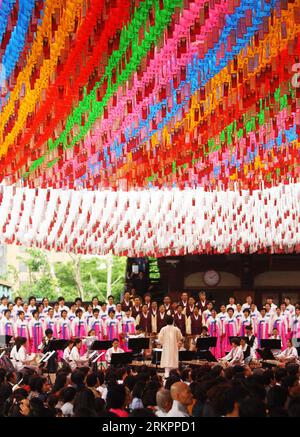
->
[203,270,220,286]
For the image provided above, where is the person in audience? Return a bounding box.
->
[166,382,192,417]
[155,388,173,417]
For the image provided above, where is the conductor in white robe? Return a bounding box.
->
[158,316,183,378]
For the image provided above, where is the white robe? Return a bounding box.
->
[158,325,182,368]
[105,347,124,363]
[10,345,35,371]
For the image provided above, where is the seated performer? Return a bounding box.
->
[240,337,255,365]
[276,339,299,364]
[220,339,244,367]
[10,337,36,371]
[105,338,125,364]
[69,338,89,370]
[62,340,74,364]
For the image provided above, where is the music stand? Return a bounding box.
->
[178,351,197,362]
[128,338,150,350]
[91,340,112,351]
[256,348,276,360]
[48,340,69,351]
[151,349,162,368]
[0,335,13,347]
[110,352,133,367]
[260,339,281,350]
[196,337,217,362]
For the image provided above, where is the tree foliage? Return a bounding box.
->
[10,248,126,302]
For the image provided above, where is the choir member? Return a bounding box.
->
[72,309,88,339]
[284,297,296,317]
[241,295,254,312]
[226,297,237,311]
[29,310,45,353]
[0,309,14,336]
[23,303,33,322]
[115,303,124,322]
[107,295,116,313]
[234,303,243,333]
[157,305,168,333]
[53,302,61,321]
[196,291,208,313]
[105,338,124,363]
[280,302,292,335]
[14,311,30,342]
[121,309,136,337]
[89,308,103,339]
[131,297,142,319]
[151,301,158,333]
[45,308,59,338]
[144,293,152,310]
[240,309,252,337]
[224,308,238,353]
[28,296,37,314]
[67,303,77,323]
[42,298,52,314]
[163,296,173,316]
[264,303,273,325]
[84,304,94,326]
[257,307,271,347]
[135,304,151,334]
[37,303,46,325]
[104,309,121,341]
[291,307,300,339]
[217,305,228,357]
[58,310,72,340]
[202,302,213,325]
[92,296,101,311]
[99,302,108,324]
[0,296,8,315]
[265,297,277,314]
[206,309,222,358]
[188,306,202,336]
[75,297,85,312]
[249,303,260,335]
[186,297,196,318]
[272,307,288,349]
[12,297,24,318]
[58,296,69,313]
[179,292,189,314]
[121,291,132,312]
[173,304,187,337]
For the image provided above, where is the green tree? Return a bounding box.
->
[9,247,127,302]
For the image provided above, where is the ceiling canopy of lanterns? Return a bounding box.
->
[0,0,299,256]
